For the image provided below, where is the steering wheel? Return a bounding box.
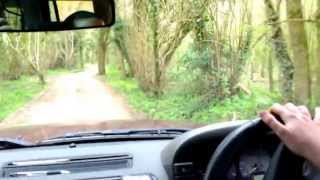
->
[204,119,304,180]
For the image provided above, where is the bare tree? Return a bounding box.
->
[4,34,22,80]
[264,0,294,101]
[201,0,253,98]
[314,1,320,104]
[57,32,75,69]
[5,33,45,84]
[28,33,46,85]
[112,21,134,77]
[286,0,312,105]
[123,0,209,94]
[97,29,110,75]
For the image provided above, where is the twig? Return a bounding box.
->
[266,18,319,25]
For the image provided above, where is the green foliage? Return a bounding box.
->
[181,44,212,72]
[0,76,44,121]
[192,87,281,123]
[106,66,281,123]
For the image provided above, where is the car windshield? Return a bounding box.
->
[0,0,318,143]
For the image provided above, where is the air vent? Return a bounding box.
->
[82,176,122,180]
[82,175,156,180]
[3,154,132,178]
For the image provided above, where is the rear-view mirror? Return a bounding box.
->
[0,0,115,32]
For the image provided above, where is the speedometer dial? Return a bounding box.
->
[238,149,271,179]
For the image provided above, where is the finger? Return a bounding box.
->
[260,111,288,138]
[270,103,290,123]
[297,105,311,120]
[314,107,320,123]
[285,103,299,113]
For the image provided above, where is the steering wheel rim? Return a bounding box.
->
[203,119,304,180]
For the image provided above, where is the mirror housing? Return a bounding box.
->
[0,0,115,32]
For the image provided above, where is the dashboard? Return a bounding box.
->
[0,121,318,180]
[0,139,171,180]
[161,121,280,180]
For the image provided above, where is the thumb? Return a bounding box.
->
[314,107,320,123]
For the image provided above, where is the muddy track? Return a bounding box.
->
[1,67,135,127]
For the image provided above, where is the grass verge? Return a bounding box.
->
[106,66,281,124]
[0,76,44,121]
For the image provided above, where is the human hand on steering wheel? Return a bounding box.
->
[260,103,320,169]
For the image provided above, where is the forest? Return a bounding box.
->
[0,0,319,124]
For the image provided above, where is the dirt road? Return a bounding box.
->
[1,67,134,127]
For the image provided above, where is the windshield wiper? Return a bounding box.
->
[64,128,188,137]
[40,128,189,145]
[0,139,32,149]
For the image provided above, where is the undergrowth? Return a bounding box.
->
[106,66,281,124]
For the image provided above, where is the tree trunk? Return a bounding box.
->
[8,53,21,80]
[97,29,110,75]
[5,35,22,80]
[230,32,253,96]
[78,36,84,69]
[114,38,134,77]
[264,0,294,101]
[286,0,312,105]
[34,33,46,85]
[64,33,75,68]
[118,57,127,78]
[150,0,161,95]
[251,62,254,81]
[314,2,320,105]
[268,50,274,92]
[260,60,266,78]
